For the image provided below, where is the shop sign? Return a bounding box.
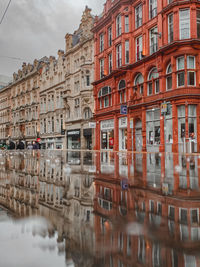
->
[89,122,96,128]
[67,130,80,136]
[130,118,133,129]
[161,102,167,114]
[120,105,127,115]
[119,117,127,128]
[101,119,114,130]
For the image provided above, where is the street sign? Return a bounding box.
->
[89,122,96,128]
[120,105,127,115]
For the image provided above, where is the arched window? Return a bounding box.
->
[84,107,92,119]
[148,68,159,95]
[134,73,144,94]
[166,63,172,90]
[118,80,126,103]
[98,86,112,109]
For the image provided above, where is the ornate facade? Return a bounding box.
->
[9,60,43,146]
[63,6,95,150]
[39,52,65,149]
[93,0,200,153]
[0,84,11,143]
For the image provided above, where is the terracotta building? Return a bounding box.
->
[93,0,200,153]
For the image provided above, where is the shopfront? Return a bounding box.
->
[83,128,92,150]
[101,119,114,150]
[119,117,127,151]
[146,108,160,152]
[67,130,81,149]
[135,119,142,152]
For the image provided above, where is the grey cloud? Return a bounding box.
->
[0,0,105,77]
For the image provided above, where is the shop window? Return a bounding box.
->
[148,68,159,95]
[134,73,144,94]
[166,63,172,90]
[146,108,160,145]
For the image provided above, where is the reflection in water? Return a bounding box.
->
[0,150,200,266]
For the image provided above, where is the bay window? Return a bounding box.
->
[187,56,195,86]
[177,56,185,87]
[166,63,172,90]
[98,86,112,109]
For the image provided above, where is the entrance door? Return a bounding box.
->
[135,120,143,152]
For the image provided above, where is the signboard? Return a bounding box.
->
[89,122,96,129]
[121,178,129,190]
[119,117,127,128]
[120,105,127,115]
[161,102,167,114]
[67,130,80,136]
[101,119,114,130]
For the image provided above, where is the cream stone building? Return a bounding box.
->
[39,51,65,149]
[63,6,95,150]
[9,59,44,146]
[0,84,11,144]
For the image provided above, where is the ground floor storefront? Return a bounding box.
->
[95,101,200,153]
[40,136,65,150]
[66,123,94,150]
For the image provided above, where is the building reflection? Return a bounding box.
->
[0,151,200,266]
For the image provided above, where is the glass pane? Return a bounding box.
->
[188,71,195,86]
[178,72,185,86]
[187,56,195,69]
[167,75,172,90]
[177,57,184,70]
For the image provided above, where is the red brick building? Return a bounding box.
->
[93,0,200,153]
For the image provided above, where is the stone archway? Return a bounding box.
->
[135,119,143,152]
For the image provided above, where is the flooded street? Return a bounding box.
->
[0,150,200,266]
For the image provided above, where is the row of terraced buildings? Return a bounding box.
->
[1,0,200,153]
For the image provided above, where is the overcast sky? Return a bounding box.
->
[0,0,105,78]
